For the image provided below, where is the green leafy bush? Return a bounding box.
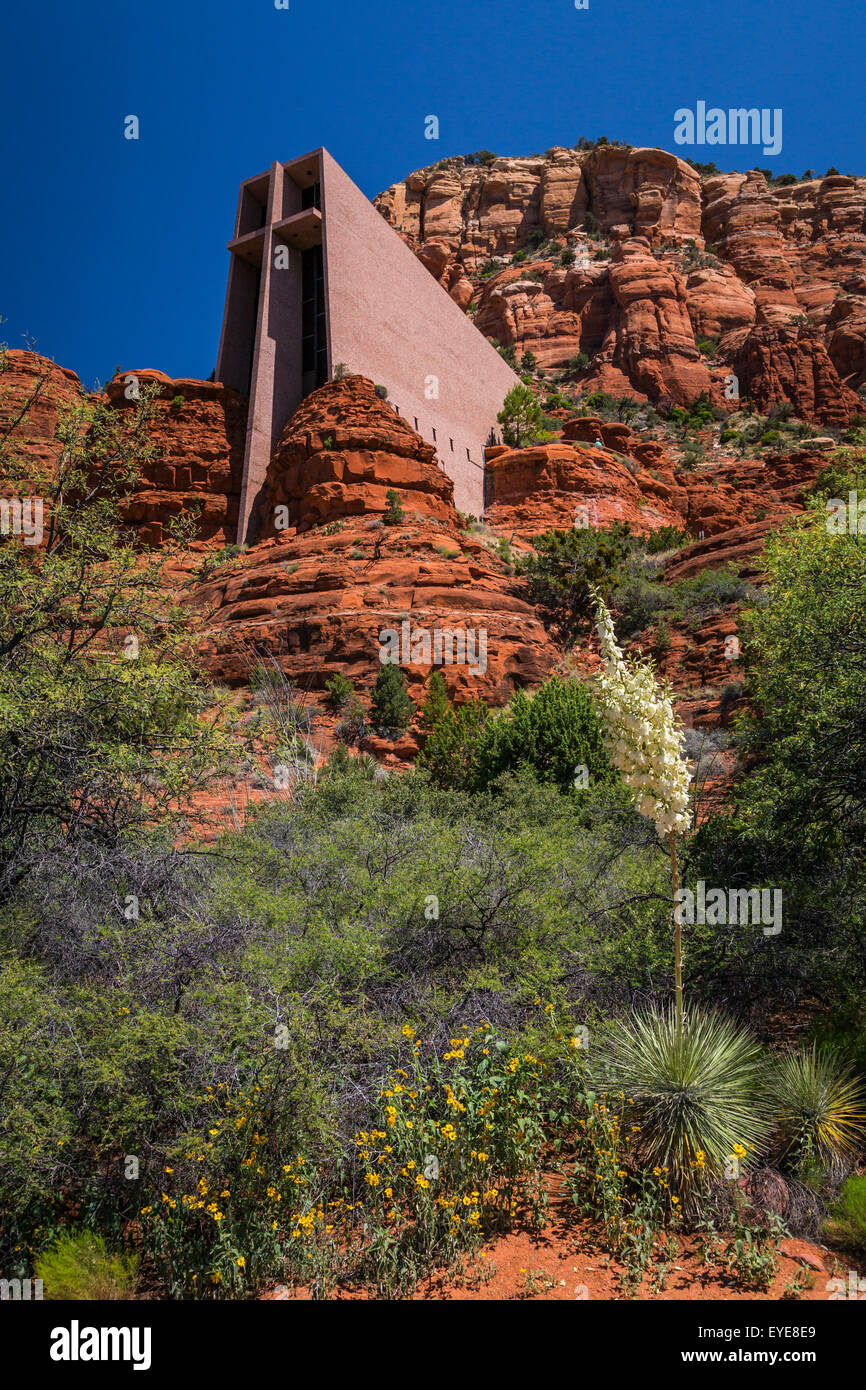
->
[415,692,490,789]
[611,561,750,638]
[520,523,634,643]
[643,525,689,555]
[0,369,226,900]
[670,392,717,431]
[689,500,866,1008]
[472,676,615,795]
[325,671,355,711]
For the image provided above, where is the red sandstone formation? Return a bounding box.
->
[377,149,866,423]
[0,352,246,545]
[0,349,84,476]
[601,237,712,404]
[375,145,702,275]
[104,370,246,545]
[0,340,844,795]
[188,517,558,717]
[189,376,560,716]
[730,326,862,424]
[252,375,456,535]
[484,437,682,541]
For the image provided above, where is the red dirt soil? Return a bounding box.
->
[262,1170,853,1302]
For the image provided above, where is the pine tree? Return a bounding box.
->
[418,669,450,737]
[497,383,544,447]
[370,662,415,735]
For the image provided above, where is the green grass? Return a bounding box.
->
[34,1233,139,1300]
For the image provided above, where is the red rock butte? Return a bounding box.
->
[376,147,866,421]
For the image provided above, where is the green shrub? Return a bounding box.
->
[415,695,491,789]
[35,1232,138,1300]
[810,451,866,502]
[689,501,866,1009]
[652,619,672,659]
[678,443,706,469]
[720,1215,782,1290]
[472,675,616,794]
[383,488,404,525]
[417,669,450,736]
[494,536,513,568]
[611,561,750,638]
[670,392,717,431]
[643,525,689,555]
[582,389,617,415]
[685,159,720,177]
[370,662,415,735]
[325,672,355,711]
[824,1175,866,1253]
[520,523,634,643]
[195,543,247,580]
[0,374,227,901]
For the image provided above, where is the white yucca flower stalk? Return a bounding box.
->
[591,589,693,1032]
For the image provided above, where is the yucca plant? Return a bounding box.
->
[604,1007,772,1205]
[34,1232,139,1300]
[771,1046,866,1179]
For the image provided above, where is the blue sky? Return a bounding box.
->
[1,0,863,389]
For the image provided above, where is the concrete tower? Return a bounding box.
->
[216,148,518,540]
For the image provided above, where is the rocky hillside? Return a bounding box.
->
[189,375,560,728]
[375,145,866,420]
[3,271,851,784]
